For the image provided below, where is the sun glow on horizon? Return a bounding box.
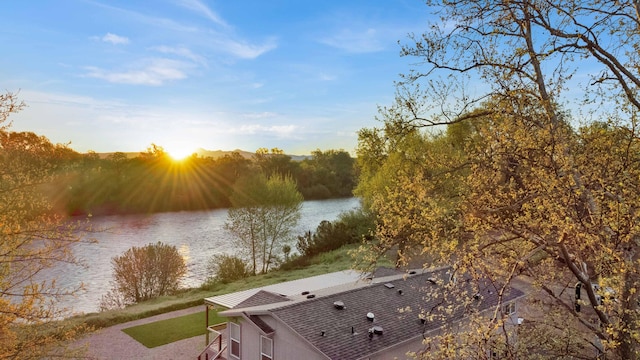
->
[165,144,196,161]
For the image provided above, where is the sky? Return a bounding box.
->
[0,0,429,157]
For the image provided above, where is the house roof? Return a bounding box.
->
[234,290,290,308]
[221,267,525,360]
[205,270,364,308]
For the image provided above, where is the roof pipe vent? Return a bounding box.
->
[306,294,316,299]
[367,312,374,321]
[372,326,383,335]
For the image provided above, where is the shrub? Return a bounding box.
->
[296,208,375,258]
[100,242,186,310]
[207,254,249,284]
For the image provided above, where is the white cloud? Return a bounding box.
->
[101,32,130,45]
[174,0,228,28]
[320,28,384,53]
[84,58,190,86]
[240,112,277,119]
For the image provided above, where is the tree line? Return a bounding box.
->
[1,139,356,216]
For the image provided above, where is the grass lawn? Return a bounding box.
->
[121,308,226,348]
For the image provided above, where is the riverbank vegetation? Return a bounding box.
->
[67,242,384,332]
[100,242,187,311]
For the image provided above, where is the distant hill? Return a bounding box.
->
[94,148,310,161]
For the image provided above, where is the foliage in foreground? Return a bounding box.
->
[0,92,91,359]
[357,1,640,358]
[100,242,187,311]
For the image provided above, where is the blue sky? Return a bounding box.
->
[1,0,428,156]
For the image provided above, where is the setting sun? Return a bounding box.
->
[165,146,196,161]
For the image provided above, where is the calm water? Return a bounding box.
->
[49,197,361,314]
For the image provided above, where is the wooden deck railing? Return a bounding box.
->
[197,323,227,360]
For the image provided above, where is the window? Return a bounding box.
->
[502,302,516,316]
[229,322,240,359]
[260,336,273,360]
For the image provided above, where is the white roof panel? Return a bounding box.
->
[205,270,365,309]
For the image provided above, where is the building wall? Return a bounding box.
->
[229,316,327,360]
[265,316,328,360]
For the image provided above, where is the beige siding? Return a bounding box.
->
[230,316,327,360]
[268,317,327,360]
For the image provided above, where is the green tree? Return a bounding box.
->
[225,173,303,274]
[301,149,355,198]
[0,92,89,358]
[357,1,640,358]
[253,147,300,179]
[100,242,186,309]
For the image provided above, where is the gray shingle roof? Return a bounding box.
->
[234,290,290,309]
[265,268,524,360]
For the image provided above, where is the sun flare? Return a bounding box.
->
[165,146,195,161]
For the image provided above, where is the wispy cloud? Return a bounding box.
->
[229,124,299,138]
[151,45,207,66]
[320,28,384,53]
[174,0,228,28]
[240,112,277,119]
[212,36,278,59]
[84,58,190,86]
[101,32,130,45]
[88,1,198,32]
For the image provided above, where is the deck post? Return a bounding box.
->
[205,304,210,345]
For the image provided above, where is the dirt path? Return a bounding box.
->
[73,306,208,360]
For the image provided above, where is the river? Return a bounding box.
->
[48,197,361,314]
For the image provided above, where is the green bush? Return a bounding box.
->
[207,254,249,284]
[296,208,374,258]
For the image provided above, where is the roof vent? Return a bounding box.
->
[301,291,309,295]
[427,277,437,284]
[333,301,345,310]
[306,294,316,299]
[384,283,395,289]
[372,326,383,335]
[409,270,417,275]
[367,312,374,321]
[397,289,403,295]
[473,293,481,301]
